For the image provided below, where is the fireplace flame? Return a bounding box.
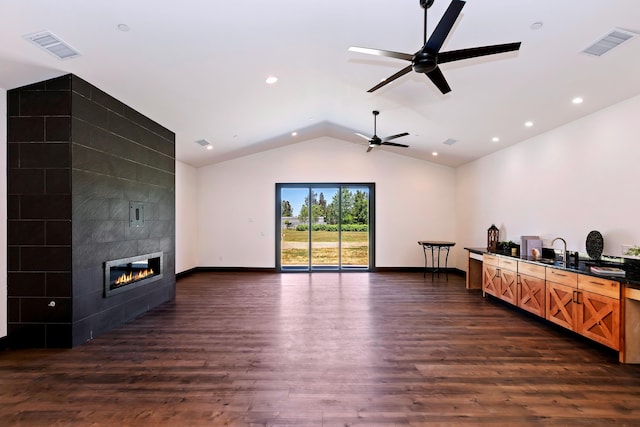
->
[115,268,155,286]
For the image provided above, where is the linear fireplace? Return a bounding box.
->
[104,252,163,297]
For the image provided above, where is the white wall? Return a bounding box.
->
[1,88,7,338]
[456,93,640,266]
[196,137,457,268]
[175,160,199,273]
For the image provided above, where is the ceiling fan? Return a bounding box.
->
[349,0,521,94]
[356,110,409,152]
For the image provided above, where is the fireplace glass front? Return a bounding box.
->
[104,252,163,297]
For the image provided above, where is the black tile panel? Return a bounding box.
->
[72,145,138,180]
[137,239,162,255]
[45,169,71,194]
[7,272,46,297]
[72,171,124,199]
[7,298,20,323]
[7,220,45,245]
[72,196,110,221]
[71,318,92,347]
[108,199,129,221]
[8,168,45,195]
[7,323,46,348]
[46,220,72,245]
[70,75,92,98]
[124,222,151,241]
[107,241,138,262]
[108,110,141,142]
[46,323,73,348]
[8,117,45,142]
[136,164,174,187]
[21,246,72,272]
[45,75,71,91]
[19,90,71,116]
[72,267,103,301]
[21,297,72,323]
[72,92,109,130]
[7,195,20,220]
[17,81,47,91]
[90,85,125,115]
[46,272,72,297]
[20,142,70,168]
[7,90,20,116]
[20,194,71,219]
[72,243,110,271]
[7,143,19,168]
[45,116,71,142]
[8,246,20,271]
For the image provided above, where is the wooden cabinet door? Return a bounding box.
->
[482,264,500,297]
[518,274,546,317]
[500,269,518,305]
[547,281,576,331]
[576,291,620,350]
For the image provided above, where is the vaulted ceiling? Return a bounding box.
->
[1,0,640,167]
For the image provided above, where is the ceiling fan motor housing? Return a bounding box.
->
[412,50,438,73]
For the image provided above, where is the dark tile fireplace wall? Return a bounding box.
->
[7,74,176,348]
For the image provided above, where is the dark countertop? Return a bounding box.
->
[465,246,640,290]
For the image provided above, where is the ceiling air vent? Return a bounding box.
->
[442,138,458,146]
[24,31,81,60]
[581,28,636,57]
[195,139,211,147]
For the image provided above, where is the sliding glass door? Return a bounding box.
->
[276,183,374,272]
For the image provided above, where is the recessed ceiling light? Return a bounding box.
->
[117,24,130,32]
[492,137,500,142]
[291,132,298,137]
[266,75,278,84]
[572,97,584,104]
[530,22,544,30]
[432,152,439,156]
[525,121,534,127]
[206,145,213,150]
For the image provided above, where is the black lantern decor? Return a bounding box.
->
[487,224,499,253]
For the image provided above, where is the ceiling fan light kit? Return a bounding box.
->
[349,0,521,94]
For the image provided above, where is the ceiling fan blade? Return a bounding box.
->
[381,141,409,148]
[438,42,521,64]
[355,132,372,141]
[349,46,413,61]
[367,65,413,93]
[425,0,465,53]
[383,132,409,142]
[425,66,451,94]
[366,145,374,152]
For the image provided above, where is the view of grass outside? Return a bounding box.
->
[281,230,369,266]
[280,186,370,268]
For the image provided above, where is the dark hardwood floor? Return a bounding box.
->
[2,271,640,426]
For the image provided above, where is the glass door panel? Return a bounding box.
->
[280,187,309,270]
[340,186,370,268]
[310,187,339,270]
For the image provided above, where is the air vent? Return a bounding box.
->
[442,138,458,146]
[195,139,211,147]
[582,28,636,57]
[23,31,81,60]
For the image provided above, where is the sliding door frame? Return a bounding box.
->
[275,182,375,272]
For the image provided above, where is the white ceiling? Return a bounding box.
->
[1,0,640,168]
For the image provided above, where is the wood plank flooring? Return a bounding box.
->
[2,271,640,426]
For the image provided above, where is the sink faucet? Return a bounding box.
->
[551,237,568,264]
